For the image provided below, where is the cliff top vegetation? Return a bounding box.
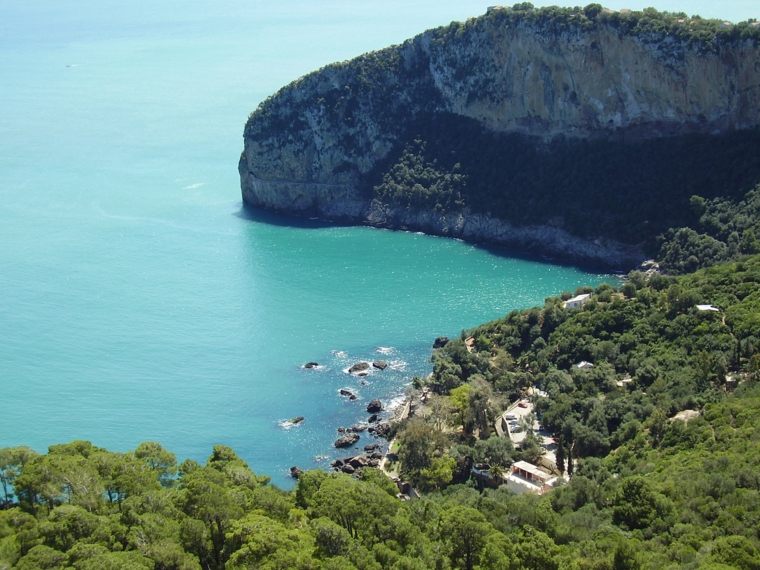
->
[444,3,760,49]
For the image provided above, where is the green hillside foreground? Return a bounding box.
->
[2,255,759,570]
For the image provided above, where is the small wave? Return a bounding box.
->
[183,182,206,190]
[313,455,329,463]
[389,359,407,371]
[331,350,348,359]
[278,418,304,429]
[376,346,395,355]
[386,394,407,412]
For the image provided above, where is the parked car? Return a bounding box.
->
[518,402,528,408]
[505,413,517,420]
[511,426,524,433]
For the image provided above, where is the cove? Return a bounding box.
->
[1,0,612,488]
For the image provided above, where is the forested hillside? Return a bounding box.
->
[367,115,760,256]
[427,255,760,461]
[2,392,759,569]
[658,185,760,273]
[2,256,759,569]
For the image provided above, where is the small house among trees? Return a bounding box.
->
[563,293,591,309]
[506,460,557,495]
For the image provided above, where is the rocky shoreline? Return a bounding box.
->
[241,189,643,271]
[239,6,760,272]
[290,353,412,479]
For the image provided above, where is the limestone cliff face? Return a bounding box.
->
[240,7,760,266]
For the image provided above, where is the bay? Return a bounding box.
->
[1,0,618,487]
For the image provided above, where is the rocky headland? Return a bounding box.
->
[240,5,760,268]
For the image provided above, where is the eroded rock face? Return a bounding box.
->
[240,7,760,265]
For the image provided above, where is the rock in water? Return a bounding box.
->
[366,399,383,413]
[290,466,303,479]
[289,416,305,425]
[372,360,388,370]
[304,362,319,369]
[348,362,370,374]
[334,433,360,448]
[369,422,391,438]
[433,337,449,349]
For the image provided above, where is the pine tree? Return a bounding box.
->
[555,436,565,474]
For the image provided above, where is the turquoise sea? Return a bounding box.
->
[11,0,750,487]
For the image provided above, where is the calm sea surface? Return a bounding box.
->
[0,1,622,487]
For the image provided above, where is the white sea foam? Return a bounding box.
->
[278,419,301,429]
[183,182,206,190]
[386,393,407,412]
[343,365,373,376]
[375,346,395,355]
[331,350,348,359]
[389,359,407,371]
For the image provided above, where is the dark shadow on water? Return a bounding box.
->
[465,240,624,275]
[235,203,344,231]
[235,203,626,276]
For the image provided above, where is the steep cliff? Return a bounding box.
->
[240,5,760,267]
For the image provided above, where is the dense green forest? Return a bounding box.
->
[2,388,760,569]
[366,114,760,263]
[2,255,759,569]
[658,186,760,273]
[447,3,760,47]
[429,254,760,439]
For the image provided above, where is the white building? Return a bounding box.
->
[505,460,558,495]
[563,293,591,310]
[696,304,720,312]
